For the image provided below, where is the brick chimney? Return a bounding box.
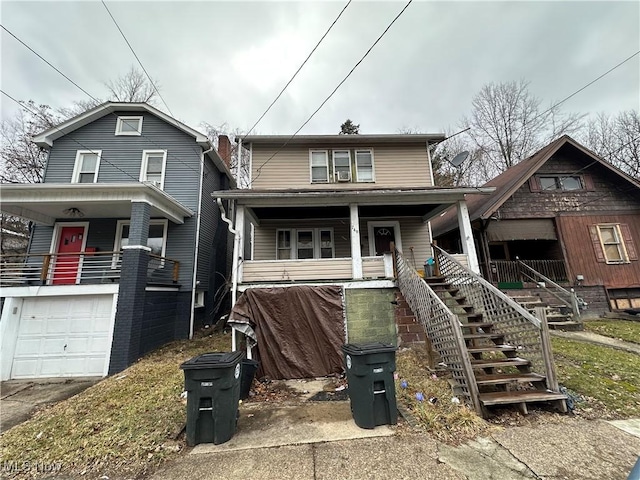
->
[217,134,232,170]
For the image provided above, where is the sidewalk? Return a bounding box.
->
[550,329,640,355]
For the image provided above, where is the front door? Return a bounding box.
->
[373,226,396,256]
[52,226,85,285]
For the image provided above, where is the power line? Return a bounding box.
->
[242,0,352,139]
[251,0,413,185]
[100,0,174,117]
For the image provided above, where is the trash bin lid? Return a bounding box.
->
[180,351,245,370]
[342,342,396,355]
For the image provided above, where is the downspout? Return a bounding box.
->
[189,146,211,339]
[216,197,240,352]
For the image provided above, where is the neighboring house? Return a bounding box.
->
[0,102,234,380]
[213,134,493,379]
[431,135,640,316]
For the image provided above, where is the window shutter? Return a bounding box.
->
[619,224,638,260]
[529,176,541,192]
[583,174,595,191]
[589,225,606,263]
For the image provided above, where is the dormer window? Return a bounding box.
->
[72,150,101,183]
[115,116,143,136]
[140,150,167,188]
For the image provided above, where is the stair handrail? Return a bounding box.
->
[516,258,583,318]
[394,247,482,414]
[433,245,560,392]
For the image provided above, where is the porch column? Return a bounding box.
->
[456,200,480,274]
[109,201,151,374]
[350,203,363,280]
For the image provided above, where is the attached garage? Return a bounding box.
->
[9,294,115,379]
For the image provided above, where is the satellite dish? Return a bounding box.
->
[450,151,469,168]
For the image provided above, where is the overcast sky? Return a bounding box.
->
[1,1,638,136]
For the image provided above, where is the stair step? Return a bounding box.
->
[458,312,483,320]
[479,390,567,406]
[471,358,530,368]
[467,345,516,354]
[463,333,504,340]
[461,322,494,329]
[475,373,546,386]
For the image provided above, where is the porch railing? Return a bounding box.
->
[488,259,568,283]
[0,251,179,287]
[434,245,559,392]
[394,247,482,414]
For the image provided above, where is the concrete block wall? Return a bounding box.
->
[393,290,426,346]
[345,289,396,345]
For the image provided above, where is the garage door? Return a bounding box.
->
[11,295,114,379]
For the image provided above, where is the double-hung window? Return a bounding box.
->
[355,150,374,182]
[276,228,334,259]
[333,150,351,181]
[72,150,101,183]
[597,224,628,264]
[310,151,329,183]
[140,150,167,188]
[115,116,143,136]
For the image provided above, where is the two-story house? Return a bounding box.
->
[0,102,234,380]
[214,134,493,380]
[431,135,640,317]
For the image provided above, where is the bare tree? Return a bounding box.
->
[584,110,640,179]
[199,122,251,188]
[462,80,584,179]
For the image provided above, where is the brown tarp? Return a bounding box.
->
[228,286,345,380]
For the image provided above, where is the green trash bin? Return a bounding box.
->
[180,351,244,446]
[342,342,398,429]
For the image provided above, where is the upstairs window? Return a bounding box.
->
[355,150,374,182]
[333,150,351,182]
[115,116,143,136]
[140,150,167,188]
[531,174,593,192]
[72,150,101,183]
[310,150,329,183]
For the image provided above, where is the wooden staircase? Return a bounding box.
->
[425,277,568,416]
[507,294,583,331]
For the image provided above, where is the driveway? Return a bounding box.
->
[1,377,99,432]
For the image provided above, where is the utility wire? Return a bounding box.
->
[101,0,174,117]
[251,0,413,185]
[242,0,352,139]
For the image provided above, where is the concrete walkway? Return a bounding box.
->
[550,329,640,355]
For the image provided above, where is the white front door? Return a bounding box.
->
[11,295,114,378]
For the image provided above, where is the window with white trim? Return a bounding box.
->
[140,150,167,188]
[72,150,101,183]
[332,150,351,181]
[115,116,143,136]
[276,228,334,259]
[355,149,374,182]
[597,224,628,263]
[114,220,168,257]
[310,150,329,183]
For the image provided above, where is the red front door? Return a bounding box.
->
[52,226,85,285]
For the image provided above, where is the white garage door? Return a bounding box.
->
[11,295,114,379]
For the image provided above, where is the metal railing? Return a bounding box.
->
[488,259,568,283]
[516,259,584,318]
[394,247,482,414]
[0,251,179,287]
[434,245,559,392]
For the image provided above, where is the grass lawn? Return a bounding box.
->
[583,319,640,345]
[551,336,640,418]
[0,331,232,479]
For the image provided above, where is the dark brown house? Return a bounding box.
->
[431,135,640,316]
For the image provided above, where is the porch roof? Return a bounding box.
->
[0,183,194,225]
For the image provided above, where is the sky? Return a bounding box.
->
[1,1,639,136]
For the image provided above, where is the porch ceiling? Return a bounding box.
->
[0,183,194,225]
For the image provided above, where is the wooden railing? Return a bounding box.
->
[487,259,568,283]
[0,251,180,287]
[434,246,560,393]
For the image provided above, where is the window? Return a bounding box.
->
[115,116,143,136]
[72,150,101,183]
[114,220,168,258]
[140,150,167,188]
[597,224,627,263]
[310,151,329,183]
[537,175,583,191]
[333,150,351,181]
[276,228,334,259]
[355,150,374,182]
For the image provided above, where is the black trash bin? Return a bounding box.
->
[342,342,398,429]
[180,351,244,446]
[240,359,260,400]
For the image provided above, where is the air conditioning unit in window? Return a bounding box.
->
[337,170,351,182]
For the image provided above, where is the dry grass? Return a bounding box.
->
[395,347,493,444]
[583,319,640,345]
[0,331,231,479]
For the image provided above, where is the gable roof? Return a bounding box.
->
[32,102,233,181]
[431,135,640,236]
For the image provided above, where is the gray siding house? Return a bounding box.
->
[0,102,234,379]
